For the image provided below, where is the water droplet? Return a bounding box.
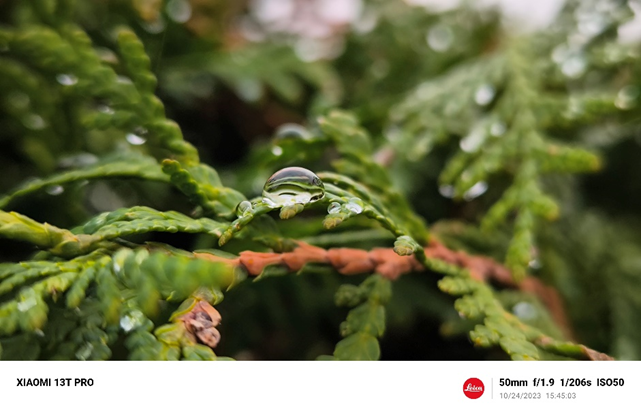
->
[463,181,488,201]
[427,24,453,52]
[166,0,192,23]
[353,8,378,34]
[459,127,486,153]
[17,296,37,312]
[59,153,99,168]
[141,16,166,34]
[236,200,253,216]
[23,114,46,130]
[120,310,145,332]
[474,84,495,106]
[512,302,537,320]
[384,124,404,144]
[327,202,341,214]
[275,123,312,140]
[438,184,455,198]
[561,54,587,78]
[345,198,364,214]
[97,105,115,115]
[294,37,345,62]
[615,85,639,110]
[126,133,146,145]
[234,78,262,102]
[528,258,542,269]
[56,73,78,86]
[116,75,133,84]
[45,185,64,195]
[75,342,94,360]
[262,167,325,208]
[271,146,283,156]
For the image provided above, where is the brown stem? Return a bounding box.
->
[193,238,573,339]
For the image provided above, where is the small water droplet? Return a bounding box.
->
[561,54,587,78]
[327,201,341,214]
[75,342,94,360]
[427,24,453,52]
[439,184,455,198]
[384,124,404,144]
[271,146,283,156]
[141,16,166,34]
[120,310,145,333]
[59,153,99,168]
[528,258,542,269]
[459,128,486,153]
[576,9,607,38]
[463,181,488,201]
[17,296,37,312]
[166,0,192,23]
[275,123,312,140]
[116,75,133,84]
[512,302,537,320]
[474,84,495,106]
[56,73,78,86]
[353,8,378,34]
[262,167,325,208]
[236,200,253,216]
[234,78,262,102]
[615,85,639,109]
[23,114,46,130]
[45,185,64,195]
[345,198,364,214]
[97,105,115,114]
[294,37,345,62]
[126,133,146,145]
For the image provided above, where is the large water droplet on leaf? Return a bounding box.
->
[262,167,324,208]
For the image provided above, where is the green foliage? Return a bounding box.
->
[0,0,638,360]
[321,274,391,361]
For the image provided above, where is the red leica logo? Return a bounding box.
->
[463,378,484,399]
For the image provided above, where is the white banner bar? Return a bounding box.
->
[0,361,635,414]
